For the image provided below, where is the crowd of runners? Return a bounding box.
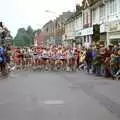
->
[0,43,120,79]
[10,45,81,72]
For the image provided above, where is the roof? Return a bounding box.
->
[65,10,82,24]
[42,12,73,29]
[82,0,101,9]
[42,20,53,28]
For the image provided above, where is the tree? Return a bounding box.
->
[26,26,34,45]
[13,26,41,47]
[13,28,27,47]
[34,29,41,36]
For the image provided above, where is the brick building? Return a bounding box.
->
[34,31,45,47]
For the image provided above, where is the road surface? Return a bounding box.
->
[0,71,120,120]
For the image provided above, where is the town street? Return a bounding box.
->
[0,71,120,120]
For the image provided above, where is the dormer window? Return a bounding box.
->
[82,0,90,9]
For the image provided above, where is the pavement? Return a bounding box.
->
[0,71,120,120]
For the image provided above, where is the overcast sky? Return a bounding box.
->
[0,0,81,36]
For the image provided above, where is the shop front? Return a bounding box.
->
[74,29,82,46]
[107,21,120,45]
[81,27,93,47]
[63,39,74,47]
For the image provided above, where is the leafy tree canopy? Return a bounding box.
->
[13,26,41,47]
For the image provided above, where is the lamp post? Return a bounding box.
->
[45,10,57,16]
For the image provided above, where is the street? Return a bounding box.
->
[0,71,120,120]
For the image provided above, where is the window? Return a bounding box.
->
[92,9,96,24]
[79,17,82,28]
[83,11,89,25]
[83,13,85,25]
[109,0,117,14]
[76,19,78,28]
[86,12,88,24]
[84,36,86,42]
[83,11,88,25]
[100,5,105,18]
[87,36,89,43]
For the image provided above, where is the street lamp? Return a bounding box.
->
[45,10,57,15]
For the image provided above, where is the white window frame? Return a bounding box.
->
[109,0,117,15]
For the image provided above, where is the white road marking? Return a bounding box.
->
[43,100,64,105]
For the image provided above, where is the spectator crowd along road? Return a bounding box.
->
[0,43,120,80]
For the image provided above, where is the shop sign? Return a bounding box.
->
[108,22,120,32]
[81,27,93,36]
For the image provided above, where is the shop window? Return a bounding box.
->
[87,38,89,43]
[84,36,86,42]
[86,36,89,43]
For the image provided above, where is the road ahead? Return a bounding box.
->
[0,71,120,120]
